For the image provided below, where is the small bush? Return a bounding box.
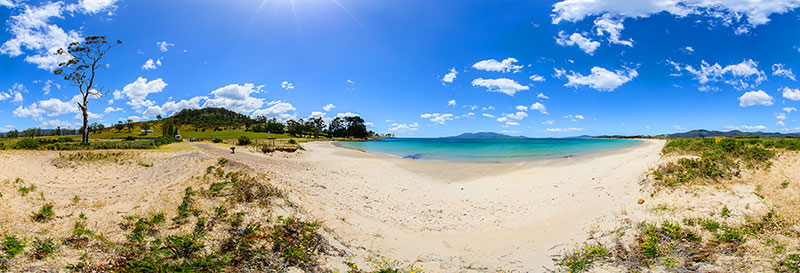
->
[211,137,222,143]
[2,236,25,258]
[32,203,56,222]
[12,138,40,149]
[237,136,251,146]
[556,243,609,272]
[18,184,36,196]
[288,139,297,145]
[778,254,800,272]
[30,238,55,259]
[270,216,325,269]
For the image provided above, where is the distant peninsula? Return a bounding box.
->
[444,132,527,139]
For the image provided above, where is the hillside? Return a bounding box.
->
[164,107,254,126]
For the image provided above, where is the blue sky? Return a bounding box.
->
[3,0,800,137]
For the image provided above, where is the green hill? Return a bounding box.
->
[165,107,254,126]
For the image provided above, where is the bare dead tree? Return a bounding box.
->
[54,36,121,144]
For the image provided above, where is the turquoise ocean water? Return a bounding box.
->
[336,138,641,163]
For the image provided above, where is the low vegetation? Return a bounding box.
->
[652,137,800,187]
[557,207,794,272]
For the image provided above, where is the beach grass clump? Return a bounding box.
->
[343,257,424,273]
[31,203,56,222]
[555,242,610,272]
[270,216,325,268]
[173,187,199,225]
[2,236,25,259]
[777,253,800,272]
[18,184,36,196]
[30,238,55,260]
[653,138,781,187]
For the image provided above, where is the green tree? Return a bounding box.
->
[328,117,345,138]
[345,116,367,139]
[141,123,151,135]
[54,36,121,144]
[310,117,325,138]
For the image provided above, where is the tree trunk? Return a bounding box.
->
[81,97,89,144]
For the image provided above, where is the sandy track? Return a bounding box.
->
[194,140,665,272]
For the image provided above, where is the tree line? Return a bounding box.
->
[248,116,383,139]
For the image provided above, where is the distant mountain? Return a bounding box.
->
[445,132,526,139]
[665,130,800,138]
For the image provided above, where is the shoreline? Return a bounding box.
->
[332,138,645,164]
[208,139,666,270]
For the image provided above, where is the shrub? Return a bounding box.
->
[18,184,36,196]
[288,139,297,145]
[211,137,222,143]
[778,254,800,272]
[1,236,25,258]
[125,136,137,141]
[31,203,56,222]
[270,216,325,268]
[237,136,251,146]
[30,238,55,260]
[556,243,609,272]
[12,138,40,149]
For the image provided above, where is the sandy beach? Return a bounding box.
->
[197,139,666,271]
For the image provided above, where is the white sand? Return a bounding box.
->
[197,139,666,271]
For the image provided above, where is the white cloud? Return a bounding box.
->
[553,68,567,78]
[141,58,162,70]
[115,77,168,111]
[529,74,546,82]
[481,113,495,118]
[564,114,585,121]
[564,67,638,91]
[202,83,265,114]
[13,94,83,119]
[281,81,294,90]
[515,105,528,111]
[772,63,796,81]
[420,113,454,124]
[251,100,297,120]
[336,112,359,118]
[541,120,555,125]
[0,2,81,70]
[671,59,767,90]
[551,0,800,35]
[308,111,326,119]
[1,83,26,103]
[471,78,529,96]
[505,111,528,120]
[555,31,600,55]
[157,41,174,52]
[442,67,458,83]
[322,104,335,111]
[472,58,523,73]
[537,92,550,99]
[448,99,456,106]
[389,122,419,132]
[530,102,547,114]
[784,107,797,113]
[546,127,584,133]
[776,112,787,120]
[143,96,206,117]
[723,125,768,131]
[40,119,78,129]
[684,46,694,53]
[673,125,685,130]
[103,106,122,113]
[738,90,773,107]
[778,120,786,126]
[0,0,15,8]
[77,0,117,14]
[783,87,800,101]
[42,80,60,96]
[593,15,633,46]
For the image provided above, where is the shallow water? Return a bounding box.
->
[337,138,641,163]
